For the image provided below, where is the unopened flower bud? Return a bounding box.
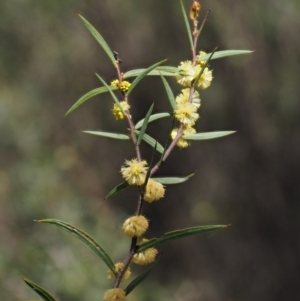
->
[190,1,201,20]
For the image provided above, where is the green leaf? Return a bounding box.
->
[123,66,178,78]
[199,50,253,61]
[66,86,117,116]
[135,130,164,154]
[135,113,170,130]
[124,254,160,295]
[23,278,57,301]
[184,131,236,140]
[160,75,176,110]
[138,225,229,252]
[78,14,116,66]
[95,73,125,115]
[127,59,167,96]
[105,181,128,199]
[83,130,130,140]
[180,1,193,50]
[137,104,154,145]
[37,219,115,272]
[153,174,194,185]
[197,10,210,38]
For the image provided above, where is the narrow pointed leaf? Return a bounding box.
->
[123,66,178,78]
[135,130,164,154]
[83,130,130,140]
[95,73,125,115]
[66,86,117,116]
[142,140,157,190]
[153,174,194,185]
[125,254,161,295]
[78,15,116,66]
[198,50,253,61]
[127,59,167,96]
[197,10,210,38]
[135,113,170,130]
[160,75,176,109]
[138,225,229,252]
[180,1,193,50]
[184,131,236,140]
[23,278,57,301]
[137,104,154,145]
[105,181,128,199]
[37,219,115,272]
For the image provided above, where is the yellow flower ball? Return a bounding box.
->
[112,101,130,120]
[144,179,165,203]
[175,88,201,109]
[120,159,148,186]
[103,288,126,301]
[174,102,199,126]
[111,79,120,87]
[196,67,213,89]
[176,61,201,87]
[196,51,207,66]
[132,239,158,265]
[122,215,149,238]
[119,81,131,92]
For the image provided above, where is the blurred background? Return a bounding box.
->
[1,0,300,300]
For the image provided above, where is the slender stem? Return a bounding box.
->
[113,238,137,288]
[150,124,183,176]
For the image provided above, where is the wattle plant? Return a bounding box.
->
[23,1,252,300]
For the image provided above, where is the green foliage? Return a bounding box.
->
[153,174,195,185]
[23,278,57,301]
[83,131,130,140]
[78,14,116,67]
[137,104,154,145]
[105,181,128,199]
[134,131,165,154]
[135,113,170,130]
[37,219,115,272]
[124,255,160,296]
[138,225,229,252]
[126,60,167,96]
[184,131,236,140]
[65,86,118,116]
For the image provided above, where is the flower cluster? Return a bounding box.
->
[120,159,148,186]
[133,239,158,265]
[122,215,149,238]
[111,79,131,92]
[176,55,212,89]
[171,51,213,148]
[103,288,126,301]
[143,179,165,203]
[112,101,130,120]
